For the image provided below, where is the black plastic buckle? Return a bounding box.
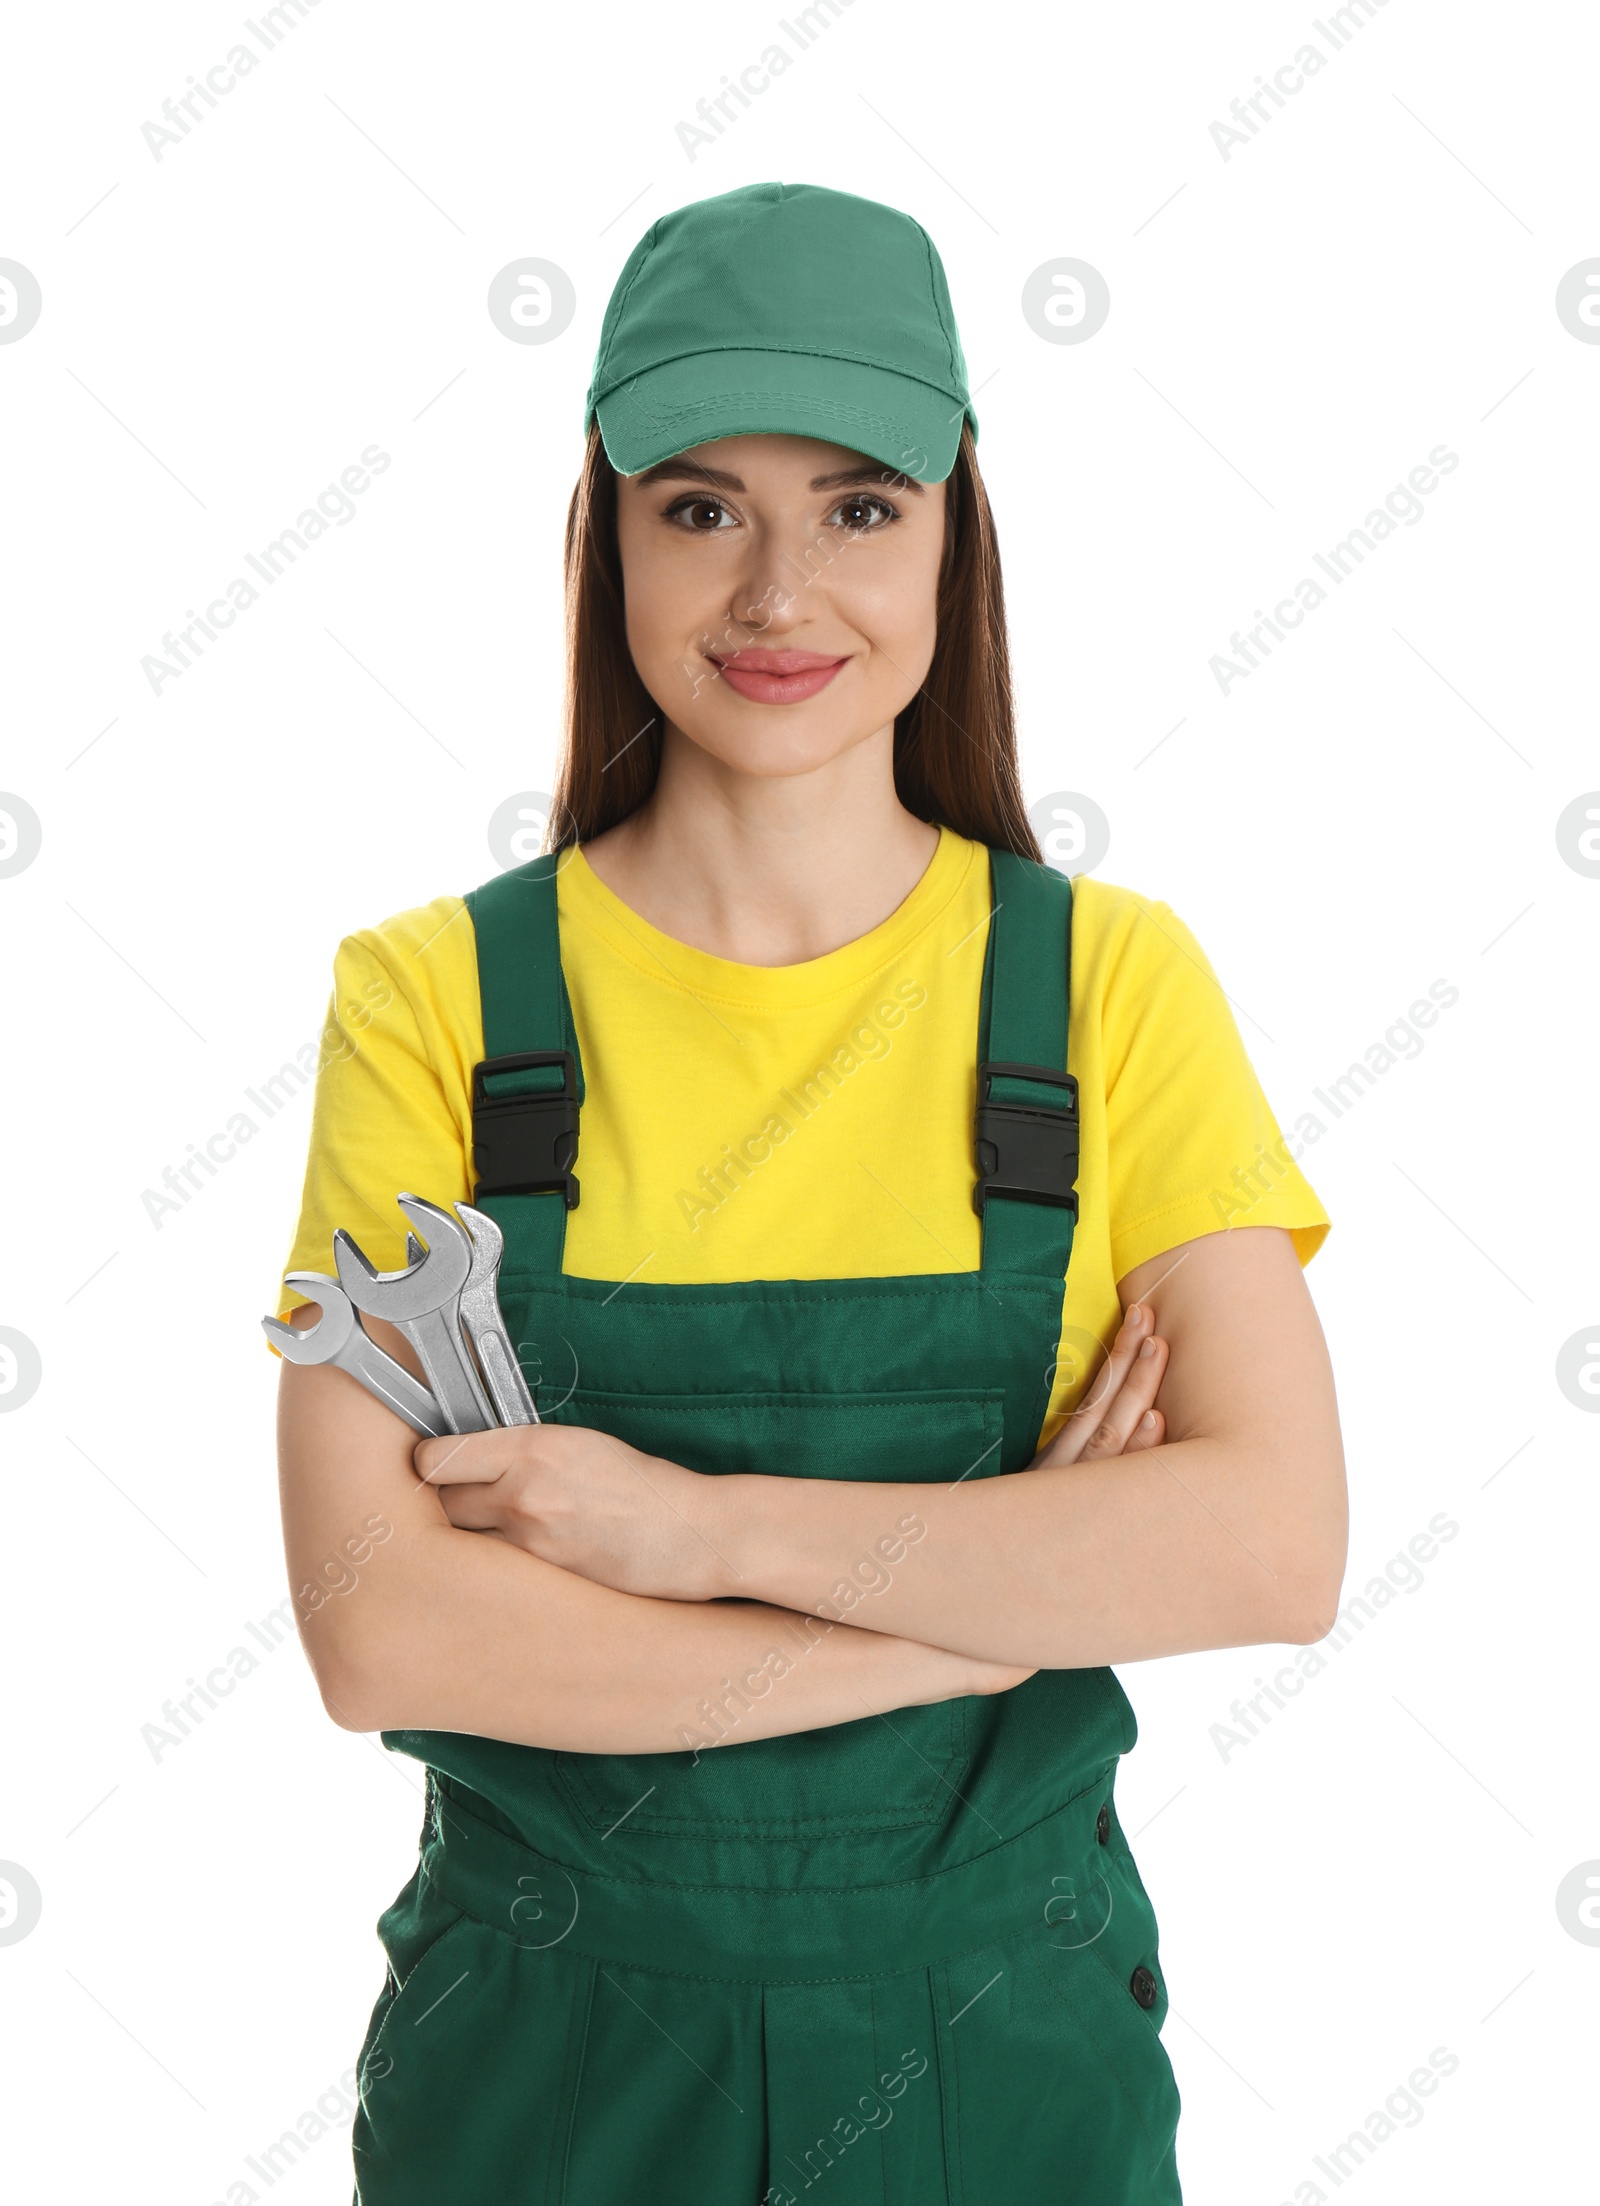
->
[973,1059,1079,1215]
[470,1049,580,1208]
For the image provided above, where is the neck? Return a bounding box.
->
[578,722,942,965]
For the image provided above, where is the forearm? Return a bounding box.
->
[279,1355,1000,1755]
[404,1230,1348,1673]
[323,1513,992,1753]
[704,1436,1344,1669]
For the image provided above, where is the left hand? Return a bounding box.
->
[413,1422,732,1601]
[1031,1300,1170,1468]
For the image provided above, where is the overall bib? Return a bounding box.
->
[350,850,1182,2206]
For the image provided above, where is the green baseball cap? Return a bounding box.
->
[583,180,977,484]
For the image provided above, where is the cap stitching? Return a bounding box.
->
[617,386,923,439]
[592,343,967,410]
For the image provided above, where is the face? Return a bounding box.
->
[614,433,948,783]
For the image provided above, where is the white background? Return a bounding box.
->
[1,1,1595,2199]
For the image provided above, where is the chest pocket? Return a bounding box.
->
[546,1386,1005,1839]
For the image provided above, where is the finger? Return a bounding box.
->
[414,1429,521,1486]
[1058,1310,1166,1462]
[436,1479,511,1529]
[1047,1304,1150,1464]
[1121,1407,1165,1456]
[1115,1334,1169,1422]
[1085,1303,1159,1417]
[1086,1334,1167,1455]
[1078,1335,1169,1460]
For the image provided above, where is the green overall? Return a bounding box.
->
[350,851,1182,2205]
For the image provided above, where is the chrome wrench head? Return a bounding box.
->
[332,1194,494,1433]
[261,1271,450,1437]
[261,1275,357,1364]
[455,1201,539,1425]
[454,1200,504,1269]
[333,1194,474,1319]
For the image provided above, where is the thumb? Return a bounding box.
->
[413,1429,510,1486]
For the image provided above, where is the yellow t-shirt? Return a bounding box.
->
[272,827,1329,1446]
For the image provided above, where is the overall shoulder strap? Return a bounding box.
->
[462,850,585,1274]
[975,849,1079,1279]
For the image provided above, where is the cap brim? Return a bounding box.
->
[592,348,972,484]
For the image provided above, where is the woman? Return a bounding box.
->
[274,180,1345,2205]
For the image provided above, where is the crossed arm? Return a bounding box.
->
[278,1224,1347,1753]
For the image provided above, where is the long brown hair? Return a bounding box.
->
[548,420,1040,860]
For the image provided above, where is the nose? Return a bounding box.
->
[719,504,839,643]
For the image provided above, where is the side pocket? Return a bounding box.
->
[358,1864,469,2092]
[351,1893,594,2206]
[351,1903,479,2200]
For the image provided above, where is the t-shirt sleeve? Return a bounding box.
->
[268,902,480,1344]
[1097,887,1330,1282]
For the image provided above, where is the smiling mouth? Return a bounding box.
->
[705,649,850,703]
[710,650,847,674]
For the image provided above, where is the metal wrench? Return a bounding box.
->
[333,1194,496,1434]
[261,1271,450,1437]
[455,1202,539,1425]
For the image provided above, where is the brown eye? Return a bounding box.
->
[666,496,732,532]
[830,494,899,533]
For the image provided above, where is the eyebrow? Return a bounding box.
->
[631,456,924,496]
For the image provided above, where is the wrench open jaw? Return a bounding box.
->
[455,1202,539,1425]
[333,1194,496,1435]
[262,1271,450,1437]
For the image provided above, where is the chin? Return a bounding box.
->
[697,731,874,781]
[680,703,893,781]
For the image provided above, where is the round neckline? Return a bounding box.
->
[557,826,979,1008]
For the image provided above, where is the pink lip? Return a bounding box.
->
[714,650,845,673]
[707,649,850,704]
